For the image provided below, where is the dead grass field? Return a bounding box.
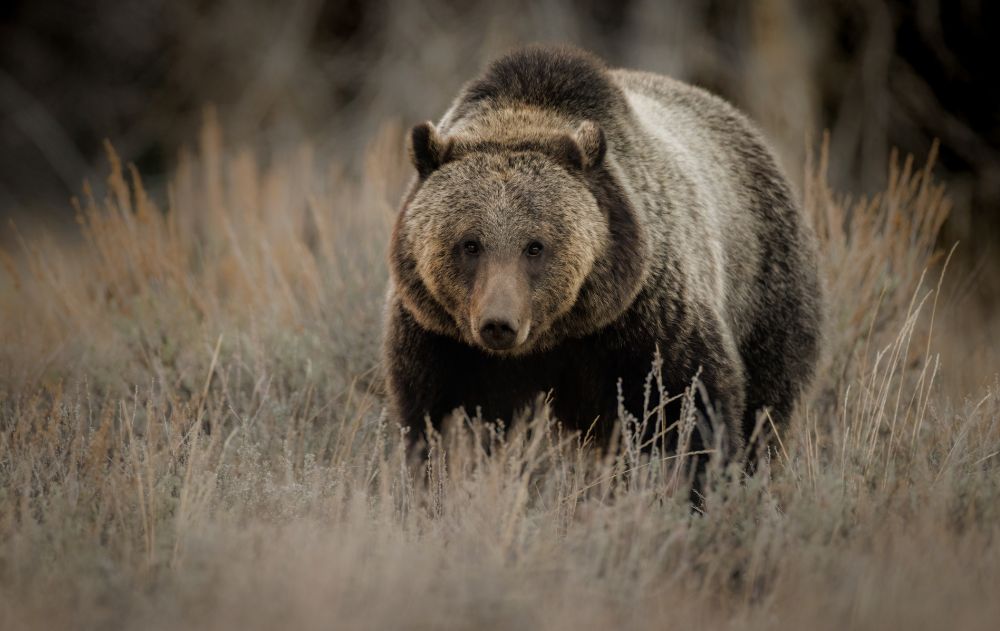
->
[1,120,999,630]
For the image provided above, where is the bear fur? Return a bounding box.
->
[384,45,822,459]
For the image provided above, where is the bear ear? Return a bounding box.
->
[408,122,451,178]
[572,121,606,170]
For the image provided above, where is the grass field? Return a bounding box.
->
[1,120,998,630]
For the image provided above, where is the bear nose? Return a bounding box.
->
[479,319,518,350]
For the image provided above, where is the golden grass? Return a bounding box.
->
[1,120,998,630]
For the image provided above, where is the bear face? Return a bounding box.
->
[391,116,651,356]
[398,148,610,356]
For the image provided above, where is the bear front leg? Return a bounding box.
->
[687,354,747,462]
[651,319,748,462]
[384,300,465,448]
[631,357,745,459]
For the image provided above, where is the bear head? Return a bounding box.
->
[390,116,648,356]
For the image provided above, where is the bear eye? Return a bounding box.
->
[462,240,481,256]
[525,241,544,257]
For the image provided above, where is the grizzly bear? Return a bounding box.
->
[384,45,822,461]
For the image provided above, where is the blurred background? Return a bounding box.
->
[1,0,998,291]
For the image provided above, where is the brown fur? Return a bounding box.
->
[384,45,823,461]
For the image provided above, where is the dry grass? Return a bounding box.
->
[1,119,998,631]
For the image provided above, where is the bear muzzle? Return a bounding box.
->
[478,318,520,350]
[473,311,531,352]
[470,264,532,352]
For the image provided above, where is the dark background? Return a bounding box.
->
[2,0,998,276]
